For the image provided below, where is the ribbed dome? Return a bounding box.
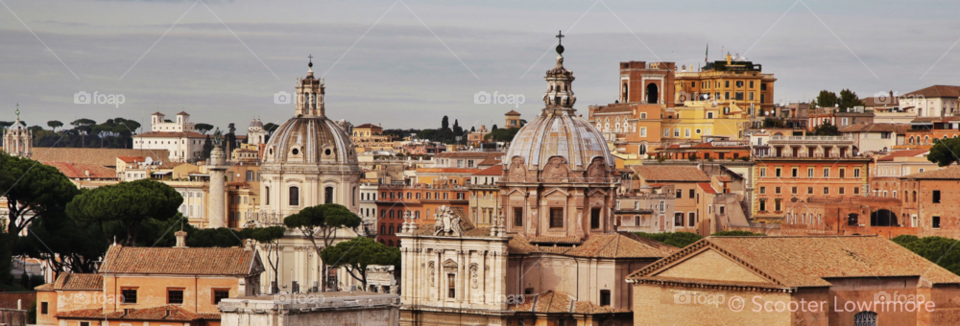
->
[504,41,613,172]
[263,117,357,165]
[506,110,613,171]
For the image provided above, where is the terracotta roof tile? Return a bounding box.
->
[49,273,103,291]
[509,291,629,314]
[877,150,928,161]
[698,183,717,194]
[41,161,117,180]
[904,165,960,180]
[505,110,521,116]
[839,123,911,133]
[29,148,169,167]
[473,165,503,176]
[354,123,382,129]
[564,233,677,259]
[117,156,145,163]
[508,234,539,255]
[628,236,960,288]
[136,131,205,138]
[527,236,581,245]
[57,305,207,321]
[101,245,259,276]
[904,85,960,98]
[634,166,710,182]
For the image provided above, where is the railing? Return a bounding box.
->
[769,135,853,141]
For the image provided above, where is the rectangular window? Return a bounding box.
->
[168,288,184,305]
[675,212,684,226]
[676,190,682,198]
[41,302,48,314]
[600,290,611,306]
[823,187,830,195]
[854,187,860,195]
[760,168,767,177]
[775,187,781,194]
[590,208,601,229]
[749,92,755,101]
[807,187,814,195]
[807,168,814,178]
[719,206,725,214]
[550,208,564,228]
[839,187,845,195]
[684,129,691,137]
[759,187,766,194]
[775,168,782,177]
[854,169,861,178]
[823,168,830,178]
[791,187,798,195]
[736,81,744,88]
[664,128,670,137]
[933,216,941,229]
[689,189,695,199]
[839,169,846,178]
[447,274,456,298]
[933,190,941,203]
[640,127,647,137]
[674,129,680,137]
[214,289,230,304]
[514,208,523,227]
[122,288,138,304]
[688,212,696,226]
[759,199,766,211]
[792,168,798,178]
[775,199,782,211]
[80,323,90,326]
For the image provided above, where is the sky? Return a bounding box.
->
[1,0,959,132]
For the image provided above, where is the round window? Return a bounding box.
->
[292,148,300,155]
[695,129,702,134]
[325,149,332,156]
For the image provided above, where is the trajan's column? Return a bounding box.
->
[207,128,228,228]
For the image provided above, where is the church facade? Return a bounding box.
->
[399,34,677,326]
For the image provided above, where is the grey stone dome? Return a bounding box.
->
[263,117,358,165]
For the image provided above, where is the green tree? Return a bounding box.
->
[195,123,214,135]
[441,116,450,131]
[815,90,837,109]
[0,154,80,236]
[284,203,362,291]
[47,120,63,132]
[838,89,864,111]
[320,237,400,290]
[892,235,960,276]
[248,226,286,293]
[634,232,703,248]
[812,122,841,136]
[927,137,960,167]
[484,127,521,142]
[201,135,214,160]
[453,119,463,136]
[66,179,183,246]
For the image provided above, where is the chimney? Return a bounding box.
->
[244,239,254,251]
[174,230,188,248]
[165,309,171,318]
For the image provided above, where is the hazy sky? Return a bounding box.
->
[2,0,959,131]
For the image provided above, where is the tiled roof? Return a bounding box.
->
[564,233,677,259]
[434,151,503,159]
[698,183,717,194]
[633,166,710,182]
[354,123,382,129]
[510,291,629,314]
[505,110,521,116]
[904,85,960,98]
[477,157,500,166]
[903,166,960,180]
[473,165,503,176]
[877,150,928,161]
[117,156,145,163]
[57,305,208,321]
[135,131,205,138]
[508,234,540,255]
[910,116,960,123]
[628,236,960,288]
[41,161,117,180]
[592,104,633,114]
[715,176,732,182]
[43,273,103,291]
[839,123,910,133]
[861,96,899,107]
[101,245,259,276]
[527,236,582,245]
[30,148,169,167]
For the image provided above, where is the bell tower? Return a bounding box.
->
[3,103,32,158]
[295,55,325,117]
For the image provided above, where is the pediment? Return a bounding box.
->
[652,248,775,285]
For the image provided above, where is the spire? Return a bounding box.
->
[307,54,314,77]
[14,103,19,120]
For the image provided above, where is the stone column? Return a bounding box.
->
[208,146,228,228]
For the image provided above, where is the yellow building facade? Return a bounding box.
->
[662,101,751,141]
[674,53,777,115]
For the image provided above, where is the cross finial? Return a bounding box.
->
[15,103,19,119]
[556,30,564,45]
[308,54,313,68]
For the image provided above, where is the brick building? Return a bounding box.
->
[375,183,469,247]
[628,236,960,325]
[901,166,960,237]
[633,166,711,233]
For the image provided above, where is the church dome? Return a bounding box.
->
[263,59,358,165]
[504,38,614,173]
[263,116,357,165]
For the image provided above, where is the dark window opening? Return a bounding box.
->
[514,207,523,227]
[590,208,601,229]
[289,186,300,206]
[599,290,611,306]
[168,289,184,305]
[122,289,138,304]
[933,190,941,203]
[550,208,564,228]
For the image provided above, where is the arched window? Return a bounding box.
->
[639,144,647,155]
[854,311,877,326]
[264,186,270,205]
[289,186,300,206]
[622,82,628,102]
[646,83,659,104]
[388,239,394,246]
[324,186,334,204]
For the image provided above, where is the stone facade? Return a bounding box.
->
[219,292,400,326]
